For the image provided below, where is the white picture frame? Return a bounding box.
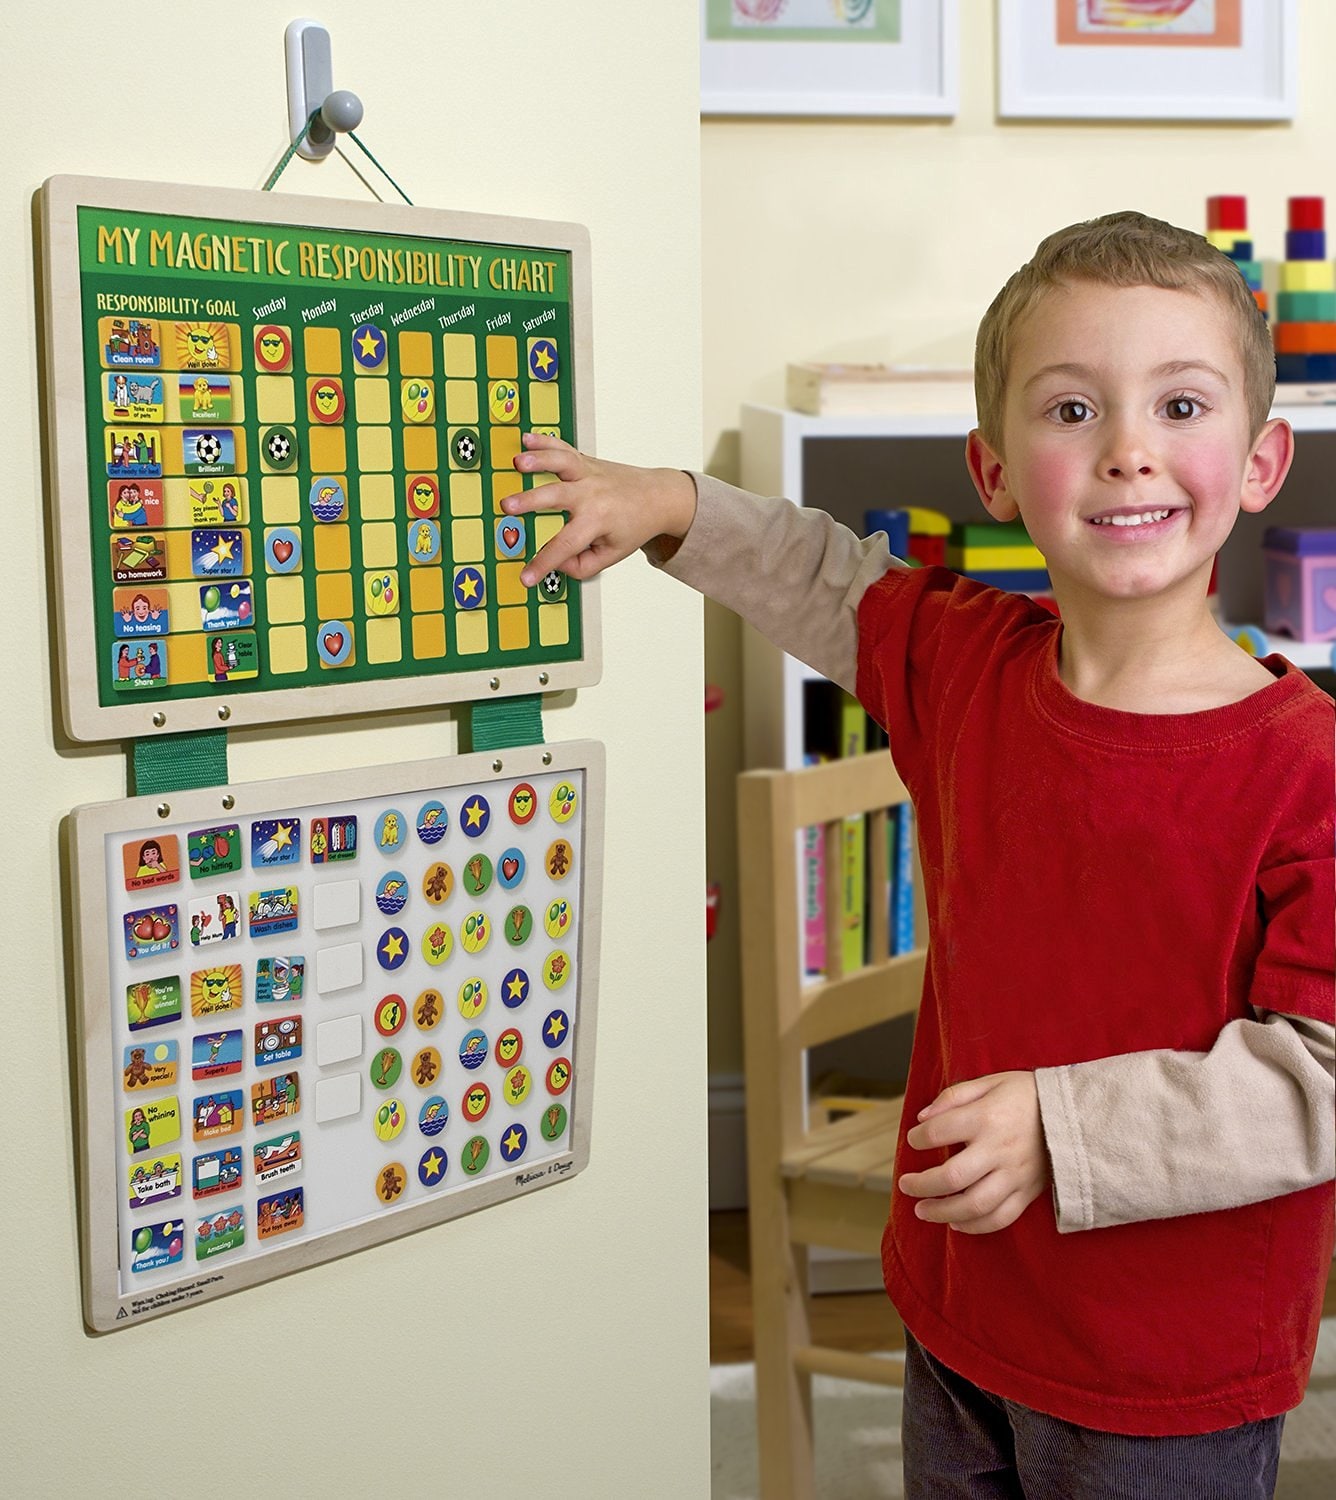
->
[997,0,1297,122]
[700,0,958,118]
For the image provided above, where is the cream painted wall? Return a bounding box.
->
[700,0,1336,1081]
[1,3,708,1493]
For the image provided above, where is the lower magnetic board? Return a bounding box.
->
[71,740,603,1330]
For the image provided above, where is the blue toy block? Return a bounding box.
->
[1225,239,1255,260]
[1285,228,1327,261]
[1275,352,1336,383]
[964,567,1052,592]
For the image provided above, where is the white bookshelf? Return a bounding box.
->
[739,398,1336,771]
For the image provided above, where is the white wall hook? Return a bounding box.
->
[285,18,364,161]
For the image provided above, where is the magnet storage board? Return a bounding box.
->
[41,175,598,744]
[71,739,603,1331]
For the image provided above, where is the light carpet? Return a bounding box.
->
[711,1319,1336,1499]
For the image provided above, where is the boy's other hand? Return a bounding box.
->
[898,1071,1048,1234]
[507,432,697,588]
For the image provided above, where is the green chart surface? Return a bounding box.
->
[43,178,598,743]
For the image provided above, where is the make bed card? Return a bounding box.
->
[70,740,603,1330]
[41,176,598,744]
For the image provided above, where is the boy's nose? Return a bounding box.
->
[1099,420,1157,479]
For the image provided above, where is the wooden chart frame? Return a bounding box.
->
[71,739,604,1331]
[42,176,599,744]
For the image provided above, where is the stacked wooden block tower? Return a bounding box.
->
[1273,196,1336,384]
[1206,194,1336,385]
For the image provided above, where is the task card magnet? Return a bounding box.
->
[453,566,486,610]
[123,1038,178,1091]
[496,1028,523,1066]
[253,1132,302,1186]
[198,579,253,632]
[263,425,299,470]
[191,528,245,578]
[102,315,162,367]
[501,968,530,1009]
[123,904,179,960]
[540,1102,569,1142]
[410,1046,442,1089]
[129,1219,185,1275]
[125,1097,181,1155]
[254,324,293,372]
[543,952,571,991]
[122,834,180,893]
[504,905,533,946]
[499,1122,528,1163]
[549,782,578,823]
[126,976,182,1031]
[461,1135,490,1175]
[110,531,166,584]
[192,1090,243,1140]
[461,852,493,897]
[365,571,399,617]
[255,954,304,1004]
[113,586,170,637]
[128,1154,183,1209]
[308,477,347,523]
[422,861,453,905]
[508,783,537,826]
[542,1009,570,1048]
[421,921,453,966]
[373,1098,406,1142]
[457,977,487,1021]
[307,377,346,424]
[401,379,435,424]
[252,818,301,868]
[371,1047,403,1091]
[546,1057,572,1096]
[112,641,167,691]
[257,1187,305,1240]
[416,801,448,844]
[459,1029,488,1071]
[106,427,162,478]
[413,988,444,1031]
[377,927,409,971]
[460,910,490,955]
[255,1015,303,1067]
[460,795,490,839]
[192,1029,243,1081]
[188,892,241,947]
[502,1065,532,1108]
[461,1082,491,1125]
[497,848,525,890]
[418,1096,448,1136]
[545,839,574,880]
[184,429,237,477]
[375,872,409,916]
[249,887,299,938]
[191,964,243,1019]
[487,379,520,425]
[495,518,526,559]
[251,1072,300,1127]
[180,373,234,423]
[374,994,408,1038]
[408,519,441,565]
[188,477,243,525]
[192,1145,243,1199]
[195,1207,246,1261]
[188,824,242,879]
[528,338,559,381]
[375,1162,406,1203]
[109,478,164,529]
[406,474,440,519]
[311,813,357,863]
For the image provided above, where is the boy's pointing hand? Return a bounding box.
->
[898,1071,1048,1234]
[507,432,697,588]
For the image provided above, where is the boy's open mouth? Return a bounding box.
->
[1087,508,1181,530]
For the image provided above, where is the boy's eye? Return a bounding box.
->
[1055,400,1090,424]
[1165,397,1200,421]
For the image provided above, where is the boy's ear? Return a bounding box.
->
[965,429,1019,522]
[1240,418,1294,515]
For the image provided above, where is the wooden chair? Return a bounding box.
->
[737,752,926,1500]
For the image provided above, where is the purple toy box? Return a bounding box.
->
[1262,527,1336,643]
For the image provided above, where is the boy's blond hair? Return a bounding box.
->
[974,210,1276,450]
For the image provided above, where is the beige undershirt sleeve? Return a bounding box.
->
[1037,1012,1336,1233]
[647,470,1336,1234]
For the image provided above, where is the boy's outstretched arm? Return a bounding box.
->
[508,435,898,693]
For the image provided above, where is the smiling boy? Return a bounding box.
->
[504,211,1334,1496]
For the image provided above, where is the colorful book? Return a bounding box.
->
[891,802,916,956]
[802,754,827,976]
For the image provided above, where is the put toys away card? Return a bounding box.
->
[71,741,603,1330]
[42,176,599,743]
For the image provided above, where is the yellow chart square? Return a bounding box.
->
[267,624,308,675]
[262,477,301,525]
[412,613,447,659]
[498,607,530,652]
[445,380,479,424]
[304,326,342,373]
[538,603,569,647]
[527,382,560,425]
[167,634,205,684]
[398,330,434,376]
[266,575,306,625]
[530,472,558,490]
[451,473,484,516]
[255,376,296,424]
[443,333,476,378]
[316,572,354,619]
[489,426,522,472]
[361,521,399,570]
[410,567,445,613]
[357,426,395,472]
[452,519,485,562]
[455,610,490,655]
[496,562,528,607]
[365,617,403,665]
[535,514,565,549]
[403,427,438,470]
[492,471,523,511]
[355,379,391,424]
[314,525,351,572]
[486,336,518,378]
[308,427,347,472]
[358,474,397,520]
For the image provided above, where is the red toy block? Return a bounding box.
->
[1288,196,1325,231]
[1207,195,1247,231]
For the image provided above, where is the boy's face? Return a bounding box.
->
[967,282,1290,610]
